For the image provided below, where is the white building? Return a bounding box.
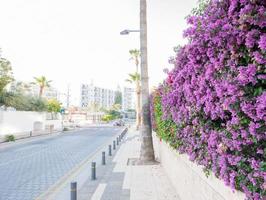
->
[40,86,59,100]
[80,83,115,109]
[122,87,135,111]
[8,81,59,100]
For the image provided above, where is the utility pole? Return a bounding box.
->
[66,84,71,108]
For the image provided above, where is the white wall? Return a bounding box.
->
[0,111,63,140]
[45,119,63,131]
[153,133,245,200]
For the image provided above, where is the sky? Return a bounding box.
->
[0,0,198,106]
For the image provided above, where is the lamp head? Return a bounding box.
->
[120,30,130,35]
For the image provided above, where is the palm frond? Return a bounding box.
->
[126,72,140,84]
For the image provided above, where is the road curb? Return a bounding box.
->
[0,131,63,151]
[35,127,128,200]
[0,128,90,151]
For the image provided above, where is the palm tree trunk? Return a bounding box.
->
[136,81,141,130]
[139,0,155,162]
[39,86,44,97]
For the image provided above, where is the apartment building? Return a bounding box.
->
[122,87,135,111]
[80,83,115,109]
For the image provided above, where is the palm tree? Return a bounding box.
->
[126,72,141,130]
[129,49,141,130]
[139,0,155,162]
[33,76,52,97]
[129,49,141,73]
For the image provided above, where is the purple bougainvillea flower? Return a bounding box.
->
[150,0,266,199]
[258,34,266,50]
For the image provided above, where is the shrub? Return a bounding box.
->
[102,114,114,122]
[47,99,61,113]
[151,0,266,199]
[0,92,48,111]
[63,127,69,131]
[4,134,15,142]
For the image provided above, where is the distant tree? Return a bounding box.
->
[0,57,14,94]
[0,92,48,111]
[47,99,61,119]
[126,109,136,112]
[114,90,122,105]
[11,81,32,94]
[111,103,121,111]
[126,72,141,129]
[102,114,114,122]
[0,92,29,110]
[101,104,122,122]
[107,109,121,119]
[129,49,141,73]
[29,97,48,112]
[47,99,61,113]
[33,76,52,97]
[129,49,141,130]
[0,92,16,108]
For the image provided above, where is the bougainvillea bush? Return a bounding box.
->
[150,0,266,199]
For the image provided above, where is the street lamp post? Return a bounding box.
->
[120,0,155,162]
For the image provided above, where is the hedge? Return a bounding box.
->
[150,0,266,199]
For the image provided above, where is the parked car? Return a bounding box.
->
[113,119,125,126]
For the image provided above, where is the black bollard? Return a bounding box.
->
[113,140,116,150]
[91,162,96,180]
[108,145,112,156]
[70,182,77,200]
[117,137,119,146]
[102,151,106,165]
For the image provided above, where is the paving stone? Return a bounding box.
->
[76,128,178,200]
[0,128,123,200]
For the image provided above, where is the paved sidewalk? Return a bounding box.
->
[76,128,179,200]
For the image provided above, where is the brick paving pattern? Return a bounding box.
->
[0,127,122,200]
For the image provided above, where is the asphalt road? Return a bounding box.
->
[0,127,123,200]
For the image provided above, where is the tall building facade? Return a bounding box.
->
[122,87,135,111]
[80,84,115,109]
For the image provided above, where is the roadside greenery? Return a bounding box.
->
[127,49,141,130]
[102,114,115,122]
[63,127,69,132]
[0,92,48,112]
[102,104,122,122]
[0,57,14,94]
[150,0,266,199]
[47,99,61,113]
[0,50,62,112]
[114,88,122,105]
[4,134,15,142]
